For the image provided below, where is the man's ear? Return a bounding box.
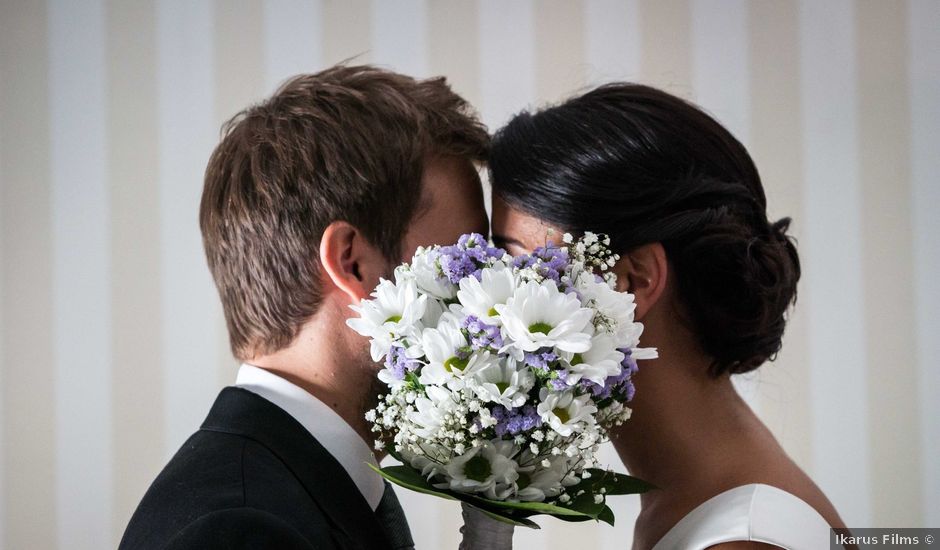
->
[613,243,668,320]
[318,221,387,304]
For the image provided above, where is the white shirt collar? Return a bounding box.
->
[235,363,385,510]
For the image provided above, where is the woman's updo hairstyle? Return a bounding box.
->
[489,83,800,376]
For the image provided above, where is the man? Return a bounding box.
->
[120,65,489,549]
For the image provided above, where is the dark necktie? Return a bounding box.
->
[374,482,415,550]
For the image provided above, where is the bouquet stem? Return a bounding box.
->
[458,503,514,550]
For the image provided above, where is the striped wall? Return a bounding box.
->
[0,1,937,548]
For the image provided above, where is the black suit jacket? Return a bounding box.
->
[120,387,405,549]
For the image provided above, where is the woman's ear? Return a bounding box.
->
[613,243,668,320]
[318,221,387,304]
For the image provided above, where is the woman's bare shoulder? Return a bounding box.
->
[731,447,846,531]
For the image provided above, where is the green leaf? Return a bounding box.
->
[368,464,458,502]
[597,505,615,527]
[564,492,607,519]
[578,468,657,495]
[588,468,657,495]
[547,501,614,525]
[368,464,540,528]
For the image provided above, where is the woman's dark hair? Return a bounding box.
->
[489,83,800,376]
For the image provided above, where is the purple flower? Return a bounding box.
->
[509,243,571,284]
[550,369,572,391]
[457,233,480,248]
[465,316,483,334]
[462,315,503,351]
[532,244,570,283]
[581,348,639,401]
[621,379,636,402]
[620,348,639,376]
[512,255,537,270]
[459,233,505,260]
[437,233,506,284]
[491,405,542,436]
[534,244,569,269]
[384,345,420,380]
[439,254,477,284]
[523,349,558,372]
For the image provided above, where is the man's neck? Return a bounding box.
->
[248,316,381,457]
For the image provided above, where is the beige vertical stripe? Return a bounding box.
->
[323,0,372,66]
[428,0,481,111]
[107,0,164,542]
[215,0,265,125]
[0,122,4,548]
[0,2,57,549]
[213,0,265,385]
[427,2,482,544]
[638,0,692,97]
[535,0,587,104]
[857,0,921,527]
[746,0,813,471]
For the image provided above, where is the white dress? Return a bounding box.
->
[651,484,832,550]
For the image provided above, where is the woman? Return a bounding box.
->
[488,84,847,549]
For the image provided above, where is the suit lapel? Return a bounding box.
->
[200,387,390,549]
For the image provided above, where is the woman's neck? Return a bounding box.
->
[611,351,762,503]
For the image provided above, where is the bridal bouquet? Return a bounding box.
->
[348,233,656,531]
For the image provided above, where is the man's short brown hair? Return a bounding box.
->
[200,65,488,360]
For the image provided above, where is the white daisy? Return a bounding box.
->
[408,385,459,439]
[437,440,519,499]
[456,264,516,325]
[410,247,458,300]
[561,333,625,386]
[537,388,597,437]
[576,272,640,341]
[631,346,660,360]
[515,456,568,502]
[575,272,659,359]
[347,278,427,361]
[418,316,475,388]
[496,280,594,354]
[467,357,535,408]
